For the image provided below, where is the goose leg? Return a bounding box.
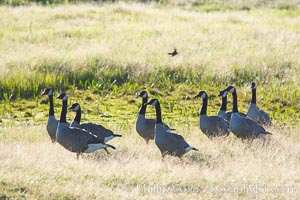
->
[104,148,110,155]
[179,156,184,162]
[161,153,167,161]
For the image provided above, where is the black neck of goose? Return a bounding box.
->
[200,96,208,115]
[220,96,227,111]
[48,95,54,116]
[154,102,163,124]
[74,107,81,124]
[138,97,148,115]
[251,88,256,104]
[60,99,68,123]
[232,91,239,113]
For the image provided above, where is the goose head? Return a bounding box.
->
[218,90,228,97]
[225,86,236,93]
[251,82,256,89]
[194,91,207,99]
[145,98,159,107]
[68,103,81,111]
[42,88,54,96]
[56,92,68,101]
[136,91,148,99]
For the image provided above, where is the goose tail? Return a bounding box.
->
[105,144,116,150]
[192,147,198,151]
[185,146,198,152]
[113,134,122,137]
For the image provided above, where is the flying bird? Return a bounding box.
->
[168,48,178,57]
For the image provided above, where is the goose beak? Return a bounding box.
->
[194,94,200,99]
[136,93,140,98]
[41,91,47,95]
[67,106,73,111]
[218,92,223,96]
[56,93,64,99]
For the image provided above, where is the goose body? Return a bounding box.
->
[136,114,155,142]
[247,103,271,126]
[195,91,230,137]
[200,115,230,137]
[230,112,268,139]
[226,86,272,139]
[46,115,58,142]
[136,91,173,144]
[217,109,231,122]
[56,93,115,159]
[247,82,272,126]
[68,103,122,143]
[146,99,197,158]
[56,123,108,154]
[42,88,59,143]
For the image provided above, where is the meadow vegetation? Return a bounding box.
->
[0,1,300,199]
[0,125,299,199]
[0,3,300,122]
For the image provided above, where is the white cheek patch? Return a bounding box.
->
[142,93,147,98]
[222,91,227,97]
[48,90,53,95]
[230,88,235,93]
[201,93,206,99]
[151,100,157,106]
[62,95,68,101]
[75,104,80,111]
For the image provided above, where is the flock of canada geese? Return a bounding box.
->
[42,82,272,159]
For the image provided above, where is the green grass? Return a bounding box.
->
[0,3,300,124]
[0,3,300,199]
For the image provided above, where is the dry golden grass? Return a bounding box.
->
[0,124,299,199]
[0,3,300,77]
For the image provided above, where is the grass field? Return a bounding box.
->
[1,125,300,199]
[0,1,300,199]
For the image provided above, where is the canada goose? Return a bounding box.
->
[145,99,198,158]
[168,48,178,57]
[225,86,272,139]
[195,91,230,137]
[217,90,247,122]
[56,93,115,159]
[68,103,122,142]
[247,82,272,126]
[42,88,58,143]
[136,91,173,144]
[217,90,230,121]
